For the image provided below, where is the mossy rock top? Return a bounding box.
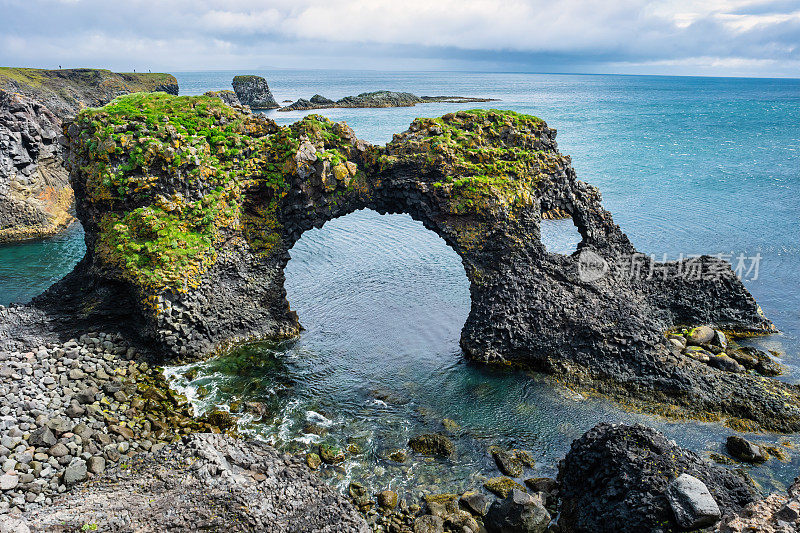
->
[68,93,558,301]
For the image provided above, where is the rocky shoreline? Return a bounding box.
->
[1,302,798,532]
[0,305,235,515]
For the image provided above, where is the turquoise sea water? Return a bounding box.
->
[2,71,799,496]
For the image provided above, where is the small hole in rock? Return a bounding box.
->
[540,216,581,255]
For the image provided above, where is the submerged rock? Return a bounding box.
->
[491,449,523,477]
[377,489,398,509]
[319,443,345,464]
[726,436,768,463]
[557,423,755,533]
[413,515,444,533]
[408,433,455,457]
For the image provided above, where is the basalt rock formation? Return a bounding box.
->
[279,90,496,112]
[0,68,179,242]
[50,92,800,431]
[232,75,279,110]
[557,423,756,533]
[0,90,72,242]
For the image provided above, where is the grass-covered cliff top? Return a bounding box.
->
[71,93,559,298]
[0,67,176,90]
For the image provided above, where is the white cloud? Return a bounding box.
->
[1,0,798,76]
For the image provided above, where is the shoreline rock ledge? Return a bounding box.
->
[37,92,800,432]
[19,434,370,532]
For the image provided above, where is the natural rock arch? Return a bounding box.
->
[48,92,800,431]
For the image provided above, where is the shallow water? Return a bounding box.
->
[2,71,799,496]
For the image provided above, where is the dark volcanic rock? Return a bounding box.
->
[0,90,72,242]
[311,94,335,105]
[22,433,369,532]
[281,98,315,111]
[337,90,422,107]
[279,90,495,111]
[52,95,800,430]
[408,433,455,457]
[557,423,755,533]
[232,75,279,109]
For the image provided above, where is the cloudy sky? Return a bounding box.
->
[1,0,799,77]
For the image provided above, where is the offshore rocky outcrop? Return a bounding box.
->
[51,92,800,431]
[232,75,279,110]
[0,91,72,242]
[0,68,179,242]
[279,91,497,112]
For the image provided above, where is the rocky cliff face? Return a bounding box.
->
[53,93,800,431]
[232,75,278,109]
[0,67,179,120]
[0,68,179,242]
[0,90,72,242]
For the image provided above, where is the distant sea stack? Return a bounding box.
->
[231,75,279,110]
[0,67,179,242]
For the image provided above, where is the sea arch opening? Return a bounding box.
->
[283,208,472,370]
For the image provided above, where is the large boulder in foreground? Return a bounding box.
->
[232,75,279,109]
[49,93,800,431]
[557,423,755,533]
[22,433,369,532]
